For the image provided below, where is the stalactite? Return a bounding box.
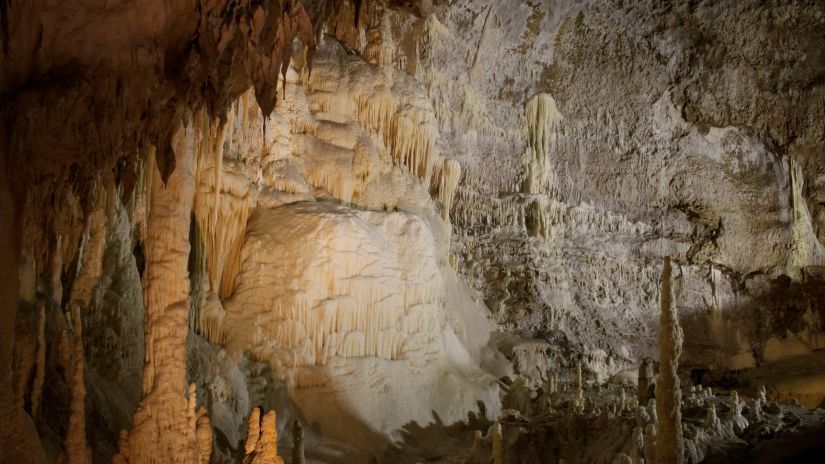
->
[523,93,563,194]
[364,10,395,67]
[439,158,461,221]
[655,257,684,464]
[193,103,255,301]
[303,45,447,202]
[224,202,445,374]
[788,158,825,275]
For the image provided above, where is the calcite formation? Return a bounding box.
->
[242,407,285,464]
[655,257,684,464]
[2,0,825,462]
[115,119,201,464]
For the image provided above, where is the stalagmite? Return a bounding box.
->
[635,404,650,427]
[492,422,504,464]
[468,430,488,464]
[64,304,92,464]
[647,399,657,425]
[115,116,200,464]
[63,193,109,464]
[630,426,644,464]
[292,420,305,464]
[30,302,46,417]
[613,454,632,464]
[728,391,749,433]
[655,257,684,464]
[243,407,285,464]
[548,372,557,394]
[637,358,653,404]
[574,361,585,413]
[643,424,657,464]
[195,406,212,464]
[705,404,721,433]
[244,408,262,456]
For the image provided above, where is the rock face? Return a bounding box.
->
[1,0,825,462]
[412,0,825,376]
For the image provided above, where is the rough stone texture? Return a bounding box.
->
[408,0,825,376]
[2,0,825,462]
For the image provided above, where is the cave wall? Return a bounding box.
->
[406,0,825,376]
[2,0,825,462]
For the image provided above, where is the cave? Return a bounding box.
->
[1,1,825,463]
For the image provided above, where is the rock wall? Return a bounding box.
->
[2,0,825,461]
[404,0,825,376]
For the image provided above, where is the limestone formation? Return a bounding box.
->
[115,119,200,464]
[630,426,644,464]
[2,1,825,462]
[643,424,657,464]
[548,372,558,395]
[243,407,285,464]
[574,362,585,413]
[492,422,504,464]
[195,407,213,464]
[64,304,92,464]
[655,257,684,464]
[637,359,653,404]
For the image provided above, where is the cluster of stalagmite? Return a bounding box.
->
[243,407,285,464]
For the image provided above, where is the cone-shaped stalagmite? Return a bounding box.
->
[655,257,684,464]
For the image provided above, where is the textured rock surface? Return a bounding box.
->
[2,0,825,462]
[410,0,825,377]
